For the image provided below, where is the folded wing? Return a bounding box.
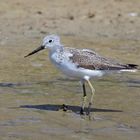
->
[67,48,138,70]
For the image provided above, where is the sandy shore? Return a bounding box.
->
[0,0,140,45]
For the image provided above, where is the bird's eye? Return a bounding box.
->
[49,40,52,43]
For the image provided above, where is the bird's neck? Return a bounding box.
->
[49,45,64,54]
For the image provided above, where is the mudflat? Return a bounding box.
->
[0,0,140,140]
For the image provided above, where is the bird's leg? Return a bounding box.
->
[86,79,95,116]
[80,82,87,115]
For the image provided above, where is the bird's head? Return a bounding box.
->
[24,34,61,57]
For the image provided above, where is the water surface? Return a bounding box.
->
[0,37,140,140]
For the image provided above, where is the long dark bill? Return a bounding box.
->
[24,45,45,58]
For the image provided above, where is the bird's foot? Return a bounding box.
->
[86,102,94,120]
[80,108,85,115]
[86,102,92,115]
[60,104,68,112]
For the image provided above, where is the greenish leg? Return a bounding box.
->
[86,79,95,116]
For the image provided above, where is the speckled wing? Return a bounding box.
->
[66,48,137,70]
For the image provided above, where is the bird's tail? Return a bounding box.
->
[120,64,139,72]
[126,64,138,69]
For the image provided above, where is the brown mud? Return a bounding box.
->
[0,0,140,140]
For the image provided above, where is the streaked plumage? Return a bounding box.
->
[25,35,138,117]
[63,47,137,70]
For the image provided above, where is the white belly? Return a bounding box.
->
[51,59,104,79]
[60,66,104,79]
[50,53,104,79]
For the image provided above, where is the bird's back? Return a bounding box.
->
[64,47,138,71]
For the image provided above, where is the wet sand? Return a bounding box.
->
[0,0,140,140]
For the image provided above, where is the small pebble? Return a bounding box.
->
[68,15,74,20]
[37,11,43,15]
[88,12,95,18]
[128,12,138,17]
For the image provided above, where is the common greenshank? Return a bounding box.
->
[25,35,138,116]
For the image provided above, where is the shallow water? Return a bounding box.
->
[0,37,140,140]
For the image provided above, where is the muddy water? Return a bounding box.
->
[0,37,140,140]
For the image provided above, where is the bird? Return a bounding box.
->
[25,34,138,116]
